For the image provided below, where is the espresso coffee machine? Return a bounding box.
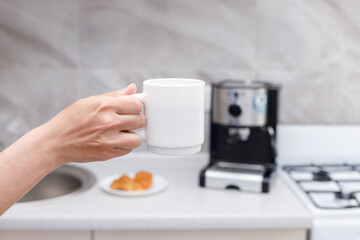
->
[199,80,280,193]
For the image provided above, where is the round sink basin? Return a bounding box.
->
[17,165,96,204]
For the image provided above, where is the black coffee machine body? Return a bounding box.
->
[200,80,280,193]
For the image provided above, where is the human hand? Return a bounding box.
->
[0,83,145,214]
[38,83,145,165]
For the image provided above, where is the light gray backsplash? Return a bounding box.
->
[1,0,360,150]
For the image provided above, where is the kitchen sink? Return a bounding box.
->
[17,165,96,204]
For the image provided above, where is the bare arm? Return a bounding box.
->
[0,83,145,215]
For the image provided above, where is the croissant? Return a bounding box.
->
[110,175,143,191]
[110,172,153,191]
[134,171,153,190]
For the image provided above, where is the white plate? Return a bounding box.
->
[99,173,168,197]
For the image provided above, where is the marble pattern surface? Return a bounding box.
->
[0,70,77,148]
[257,0,360,124]
[0,0,360,149]
[0,0,78,68]
[79,0,256,69]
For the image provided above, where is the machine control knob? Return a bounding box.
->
[228,104,242,117]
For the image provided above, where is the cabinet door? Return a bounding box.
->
[95,229,306,240]
[0,231,91,240]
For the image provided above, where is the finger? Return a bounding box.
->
[113,131,142,150]
[116,114,146,131]
[112,95,143,114]
[102,83,137,97]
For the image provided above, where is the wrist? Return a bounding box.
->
[26,123,66,171]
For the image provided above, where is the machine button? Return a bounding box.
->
[228,104,242,117]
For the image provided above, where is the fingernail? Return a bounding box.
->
[125,83,134,89]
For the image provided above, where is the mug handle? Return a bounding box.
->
[130,93,146,141]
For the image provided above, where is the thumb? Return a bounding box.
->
[102,83,137,97]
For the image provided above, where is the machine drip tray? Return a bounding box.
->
[199,162,275,193]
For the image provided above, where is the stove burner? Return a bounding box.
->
[283,163,360,209]
[313,170,331,181]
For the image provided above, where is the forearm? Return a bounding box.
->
[0,124,63,215]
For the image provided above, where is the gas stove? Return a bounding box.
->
[277,125,360,240]
[283,164,360,209]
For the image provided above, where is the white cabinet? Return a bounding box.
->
[0,231,91,240]
[95,229,307,240]
[0,229,307,240]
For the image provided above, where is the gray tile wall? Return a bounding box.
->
[1,0,359,150]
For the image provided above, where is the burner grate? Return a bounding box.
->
[283,163,360,209]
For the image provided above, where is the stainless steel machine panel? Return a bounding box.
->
[212,84,268,127]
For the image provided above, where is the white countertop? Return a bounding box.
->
[0,152,311,230]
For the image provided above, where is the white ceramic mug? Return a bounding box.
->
[132,78,205,155]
